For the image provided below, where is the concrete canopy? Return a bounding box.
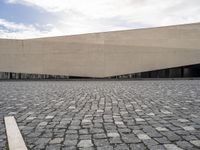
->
[0,22,200,78]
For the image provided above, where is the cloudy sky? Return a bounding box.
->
[0,0,200,39]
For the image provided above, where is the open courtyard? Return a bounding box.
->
[0,80,200,150]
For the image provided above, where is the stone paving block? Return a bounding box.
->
[46,144,61,150]
[109,137,122,144]
[130,143,147,150]
[190,140,200,147]
[149,145,165,150]
[65,134,78,140]
[143,139,158,148]
[38,122,48,127]
[137,133,151,140]
[90,128,104,134]
[63,140,78,146]
[176,141,193,149]
[156,127,169,131]
[79,134,92,140]
[182,135,198,141]
[8,112,17,115]
[114,144,129,150]
[82,119,92,124]
[79,129,89,134]
[93,133,107,139]
[153,137,171,144]
[78,140,93,148]
[161,131,181,142]
[177,119,189,123]
[97,146,113,150]
[35,138,51,149]
[160,110,173,115]
[93,139,109,147]
[164,144,183,150]
[62,146,76,150]
[49,138,63,144]
[79,147,95,150]
[122,133,142,144]
[135,118,145,122]
[0,80,200,149]
[26,116,36,120]
[147,113,155,116]
[97,110,104,113]
[45,115,54,119]
[182,126,195,131]
[107,132,120,138]
[66,130,78,134]
[115,121,124,125]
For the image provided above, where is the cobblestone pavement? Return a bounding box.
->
[0,80,200,150]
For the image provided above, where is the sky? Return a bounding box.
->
[0,0,200,39]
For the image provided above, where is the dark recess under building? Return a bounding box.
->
[0,64,199,80]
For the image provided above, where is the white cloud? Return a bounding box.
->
[2,0,200,39]
[0,18,61,39]
[7,0,68,12]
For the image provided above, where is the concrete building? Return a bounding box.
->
[0,22,200,79]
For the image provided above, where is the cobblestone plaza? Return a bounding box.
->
[0,80,200,150]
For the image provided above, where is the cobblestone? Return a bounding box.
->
[190,140,200,147]
[78,140,93,148]
[0,80,200,149]
[137,134,151,140]
[164,144,183,150]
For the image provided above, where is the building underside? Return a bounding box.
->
[0,22,200,79]
[1,63,200,79]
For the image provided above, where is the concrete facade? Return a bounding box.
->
[0,23,200,78]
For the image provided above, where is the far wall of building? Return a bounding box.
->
[0,22,200,78]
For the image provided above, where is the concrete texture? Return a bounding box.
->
[4,116,28,150]
[0,22,200,77]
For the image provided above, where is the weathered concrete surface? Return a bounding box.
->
[0,80,200,149]
[0,23,200,77]
[4,116,28,150]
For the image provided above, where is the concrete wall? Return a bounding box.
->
[0,22,200,78]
